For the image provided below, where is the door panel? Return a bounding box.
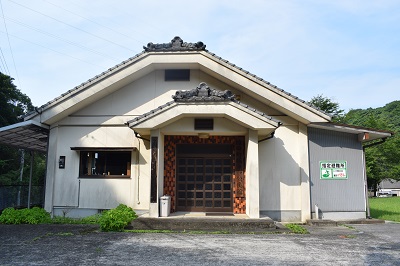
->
[176,151,233,212]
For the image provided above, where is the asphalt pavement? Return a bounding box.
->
[0,222,399,265]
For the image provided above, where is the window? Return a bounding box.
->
[78,151,131,178]
[165,69,190,81]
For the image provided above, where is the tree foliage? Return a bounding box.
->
[0,72,45,186]
[343,101,400,189]
[0,72,33,126]
[309,94,345,122]
[310,94,399,191]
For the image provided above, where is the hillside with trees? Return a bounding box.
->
[343,101,400,192]
[310,95,400,193]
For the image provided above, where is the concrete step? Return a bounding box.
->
[337,218,385,225]
[307,218,385,226]
[127,217,278,232]
[307,219,338,226]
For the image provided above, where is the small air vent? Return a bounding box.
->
[195,118,213,130]
[165,69,190,81]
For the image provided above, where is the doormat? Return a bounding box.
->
[205,213,235,216]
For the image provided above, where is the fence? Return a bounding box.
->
[0,185,45,211]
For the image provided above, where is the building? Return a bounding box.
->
[0,37,392,222]
[378,179,400,197]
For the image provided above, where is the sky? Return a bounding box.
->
[0,0,399,111]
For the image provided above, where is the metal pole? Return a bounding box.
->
[28,151,34,209]
[17,149,25,206]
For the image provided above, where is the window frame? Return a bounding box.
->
[71,147,134,179]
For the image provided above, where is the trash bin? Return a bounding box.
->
[160,195,171,217]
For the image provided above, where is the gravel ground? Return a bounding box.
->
[0,222,399,265]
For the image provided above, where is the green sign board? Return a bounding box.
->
[320,161,347,179]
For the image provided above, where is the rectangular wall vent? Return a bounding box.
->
[165,69,190,81]
[195,118,214,130]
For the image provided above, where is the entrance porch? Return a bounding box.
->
[164,136,246,214]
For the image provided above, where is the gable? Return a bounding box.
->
[126,82,281,137]
[25,37,331,126]
[54,69,285,128]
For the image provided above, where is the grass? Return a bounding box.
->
[124,229,174,233]
[340,224,355,230]
[51,214,101,224]
[31,232,74,242]
[369,197,400,222]
[284,223,309,234]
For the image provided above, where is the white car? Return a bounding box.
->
[377,189,396,197]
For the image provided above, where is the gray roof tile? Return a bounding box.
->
[25,37,325,119]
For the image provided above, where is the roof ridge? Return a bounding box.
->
[23,50,147,118]
[127,83,282,126]
[24,36,329,120]
[204,50,330,118]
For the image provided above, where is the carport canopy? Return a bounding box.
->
[0,120,49,152]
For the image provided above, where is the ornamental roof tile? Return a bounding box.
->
[24,37,326,119]
[127,82,282,127]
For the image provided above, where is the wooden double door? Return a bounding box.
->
[176,144,233,212]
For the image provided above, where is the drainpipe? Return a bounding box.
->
[258,122,282,143]
[258,131,275,143]
[362,137,388,219]
[136,141,141,205]
[134,131,150,142]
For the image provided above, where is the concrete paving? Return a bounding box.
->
[0,222,399,265]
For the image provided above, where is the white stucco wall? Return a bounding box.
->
[45,68,308,219]
[48,70,253,215]
[47,125,138,210]
[259,122,304,221]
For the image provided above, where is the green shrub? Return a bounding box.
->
[285,223,309,234]
[99,204,137,232]
[0,207,51,224]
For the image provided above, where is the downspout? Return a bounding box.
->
[362,137,388,219]
[258,131,275,143]
[258,122,283,143]
[125,123,148,205]
[132,131,149,205]
[134,131,150,142]
[258,122,282,143]
[136,141,141,205]
[362,147,370,219]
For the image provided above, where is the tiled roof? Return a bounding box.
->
[128,100,175,124]
[310,122,394,135]
[25,36,327,119]
[128,82,282,127]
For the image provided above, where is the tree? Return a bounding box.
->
[0,72,33,126]
[309,94,345,122]
[343,102,400,194]
[310,95,400,194]
[0,72,36,185]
